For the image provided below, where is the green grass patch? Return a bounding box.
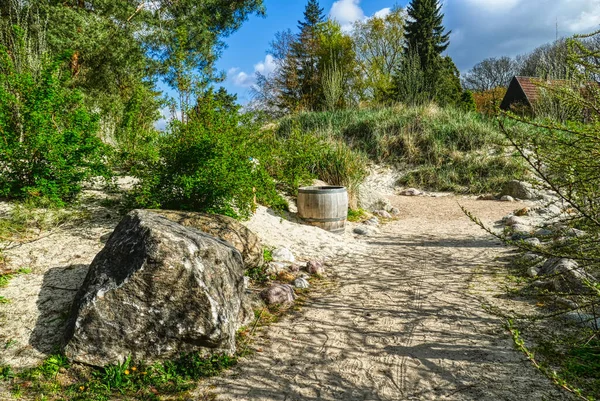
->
[0,274,11,287]
[263,248,273,263]
[0,267,33,289]
[1,352,237,401]
[509,320,600,400]
[347,208,368,222]
[0,201,90,243]
[246,264,269,285]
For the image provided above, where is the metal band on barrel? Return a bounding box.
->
[298,187,347,194]
[301,216,346,223]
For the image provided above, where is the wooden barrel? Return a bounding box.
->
[297,186,348,234]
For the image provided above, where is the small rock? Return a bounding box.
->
[389,207,400,216]
[553,296,578,310]
[292,277,310,289]
[523,252,544,264]
[373,210,392,219]
[506,216,528,227]
[477,194,497,201]
[514,207,530,217]
[511,232,530,241]
[243,276,250,289]
[535,228,554,237]
[511,224,533,234]
[306,261,325,275]
[399,188,422,196]
[364,217,379,226]
[260,284,295,305]
[527,266,539,277]
[266,262,288,275]
[500,195,515,202]
[100,232,111,243]
[566,228,587,238]
[535,205,561,216]
[523,237,541,246]
[353,227,370,236]
[288,264,301,273]
[277,271,296,282]
[532,280,553,289]
[271,247,295,263]
[563,312,600,329]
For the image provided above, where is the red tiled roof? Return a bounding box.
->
[515,76,541,103]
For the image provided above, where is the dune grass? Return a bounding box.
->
[276,104,527,194]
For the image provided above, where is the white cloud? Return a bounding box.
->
[373,8,392,19]
[228,54,278,89]
[227,66,254,88]
[329,0,365,27]
[566,10,600,31]
[329,1,395,31]
[254,54,277,76]
[233,71,254,87]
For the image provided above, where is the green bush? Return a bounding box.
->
[265,124,327,194]
[460,90,477,112]
[0,48,108,205]
[130,89,285,219]
[262,122,368,200]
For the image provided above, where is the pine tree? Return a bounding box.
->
[296,0,325,110]
[278,0,325,111]
[392,0,462,106]
[298,0,325,31]
[404,0,450,72]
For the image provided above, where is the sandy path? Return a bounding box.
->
[196,197,570,401]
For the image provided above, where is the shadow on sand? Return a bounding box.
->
[29,265,89,355]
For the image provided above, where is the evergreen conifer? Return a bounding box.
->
[404,0,450,71]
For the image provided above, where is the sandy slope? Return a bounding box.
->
[195,197,571,401]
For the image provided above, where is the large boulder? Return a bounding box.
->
[150,210,263,268]
[501,180,540,200]
[63,210,251,367]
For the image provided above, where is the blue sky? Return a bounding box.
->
[159,0,600,109]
